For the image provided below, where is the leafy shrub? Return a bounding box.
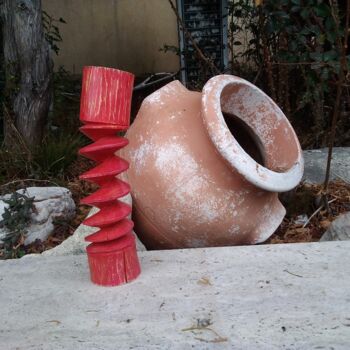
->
[164,0,350,148]
[31,133,86,179]
[42,11,66,55]
[227,0,349,147]
[0,133,86,182]
[0,192,34,259]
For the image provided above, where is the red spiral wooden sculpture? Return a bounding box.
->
[79,66,141,286]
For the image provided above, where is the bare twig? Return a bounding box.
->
[181,324,228,343]
[229,11,235,75]
[323,0,350,196]
[302,198,337,228]
[167,0,220,75]
[259,7,277,101]
[272,61,327,66]
[2,103,32,158]
[283,269,303,278]
[133,72,178,91]
[253,67,262,84]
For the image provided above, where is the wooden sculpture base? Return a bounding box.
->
[86,233,140,286]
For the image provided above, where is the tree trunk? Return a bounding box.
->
[1,0,52,149]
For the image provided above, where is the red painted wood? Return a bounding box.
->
[87,249,126,286]
[80,124,124,141]
[80,179,130,206]
[86,234,139,286]
[79,66,141,287]
[83,201,132,227]
[80,66,134,126]
[85,219,134,243]
[79,156,129,183]
[79,136,129,162]
[124,243,142,282]
[86,232,135,253]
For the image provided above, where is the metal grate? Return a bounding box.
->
[177,0,228,86]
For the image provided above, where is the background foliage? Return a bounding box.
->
[227,0,349,148]
[0,11,85,185]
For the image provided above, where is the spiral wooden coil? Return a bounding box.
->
[79,66,140,286]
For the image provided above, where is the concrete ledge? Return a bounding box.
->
[1,241,350,349]
[303,147,350,184]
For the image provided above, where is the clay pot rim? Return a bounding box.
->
[202,75,304,192]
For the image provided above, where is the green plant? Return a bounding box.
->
[0,132,86,183]
[30,133,86,179]
[165,0,349,139]
[49,67,82,134]
[227,0,349,147]
[0,192,35,259]
[42,10,66,55]
[0,28,4,141]
[0,65,84,183]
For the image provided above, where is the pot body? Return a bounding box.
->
[121,76,303,249]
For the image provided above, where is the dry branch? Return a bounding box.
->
[167,0,220,75]
[323,0,350,195]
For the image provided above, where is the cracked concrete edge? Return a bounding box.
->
[3,241,350,350]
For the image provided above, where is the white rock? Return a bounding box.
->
[0,200,7,217]
[320,212,350,241]
[0,202,9,242]
[0,187,75,245]
[294,214,308,226]
[24,221,55,243]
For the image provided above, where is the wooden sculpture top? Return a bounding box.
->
[80,66,134,127]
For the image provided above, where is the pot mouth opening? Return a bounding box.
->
[202,75,304,192]
[222,112,266,167]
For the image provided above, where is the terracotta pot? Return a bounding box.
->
[121,75,304,249]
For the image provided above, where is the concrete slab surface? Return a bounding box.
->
[0,241,350,350]
[303,147,350,184]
